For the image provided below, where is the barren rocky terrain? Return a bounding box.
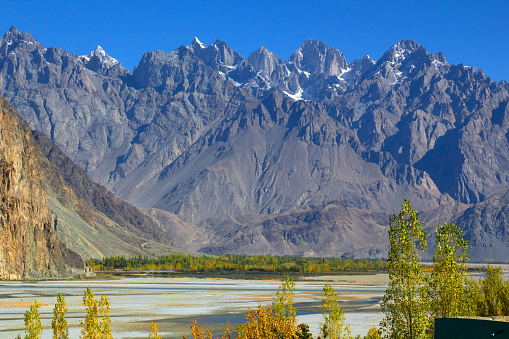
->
[1,26,509,261]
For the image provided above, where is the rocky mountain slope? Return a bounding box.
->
[32,130,180,261]
[1,26,509,260]
[0,94,180,279]
[0,96,67,279]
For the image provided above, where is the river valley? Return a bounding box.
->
[0,275,387,338]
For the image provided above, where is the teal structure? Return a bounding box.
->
[434,317,509,338]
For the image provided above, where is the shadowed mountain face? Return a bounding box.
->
[1,26,509,260]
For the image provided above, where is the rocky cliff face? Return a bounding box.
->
[0,92,179,278]
[2,26,509,260]
[0,96,65,279]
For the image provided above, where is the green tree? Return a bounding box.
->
[380,200,430,339]
[52,293,69,339]
[477,266,509,316]
[463,278,480,316]
[430,223,469,318]
[321,284,351,339]
[80,286,113,339]
[273,274,296,320]
[24,301,43,339]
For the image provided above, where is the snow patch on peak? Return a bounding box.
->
[83,45,119,67]
[381,40,421,65]
[3,26,38,45]
[283,87,305,101]
[391,45,411,64]
[191,37,207,49]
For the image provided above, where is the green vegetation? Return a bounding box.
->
[274,274,296,319]
[380,200,430,339]
[90,253,388,274]
[81,287,113,339]
[430,223,470,318]
[320,284,351,339]
[18,199,509,339]
[475,266,509,316]
[52,293,69,339]
[380,200,509,339]
[20,301,43,339]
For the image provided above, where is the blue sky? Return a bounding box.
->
[3,0,508,81]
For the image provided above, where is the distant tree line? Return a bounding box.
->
[89,253,389,274]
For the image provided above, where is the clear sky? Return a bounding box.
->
[3,0,508,81]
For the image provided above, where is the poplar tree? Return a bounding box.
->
[80,286,113,339]
[52,293,69,339]
[477,266,509,316]
[274,274,296,320]
[380,200,430,339]
[24,301,43,339]
[430,223,469,318]
[321,284,351,339]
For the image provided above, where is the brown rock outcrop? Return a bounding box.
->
[0,96,65,279]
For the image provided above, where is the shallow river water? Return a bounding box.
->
[0,276,386,338]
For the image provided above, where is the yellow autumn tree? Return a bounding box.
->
[52,293,69,339]
[24,301,43,339]
[80,286,113,339]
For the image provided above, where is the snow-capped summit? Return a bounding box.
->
[83,45,119,67]
[190,37,207,49]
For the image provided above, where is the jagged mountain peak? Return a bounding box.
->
[252,45,276,56]
[377,39,423,64]
[83,45,120,67]
[301,38,329,48]
[6,25,21,35]
[370,39,450,84]
[289,38,348,76]
[190,36,207,50]
[352,54,376,67]
[211,39,228,47]
[2,26,39,46]
[361,54,374,62]
[189,38,244,70]
[248,45,280,61]
[89,45,107,56]
[4,25,22,39]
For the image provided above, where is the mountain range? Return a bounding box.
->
[1,26,509,266]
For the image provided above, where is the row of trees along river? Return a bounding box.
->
[16,200,509,339]
[89,254,389,273]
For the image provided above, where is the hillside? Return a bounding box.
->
[1,26,509,260]
[0,96,67,279]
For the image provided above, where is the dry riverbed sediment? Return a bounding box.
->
[0,274,388,338]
